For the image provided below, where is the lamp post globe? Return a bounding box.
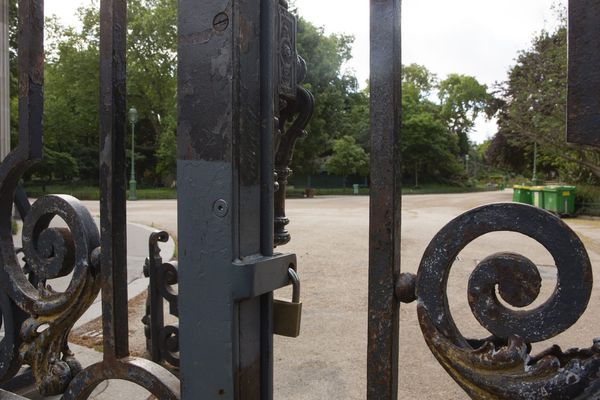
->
[129,107,138,200]
[129,107,139,124]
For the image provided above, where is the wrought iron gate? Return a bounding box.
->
[367,0,600,399]
[0,0,599,398]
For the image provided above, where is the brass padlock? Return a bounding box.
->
[273,268,302,337]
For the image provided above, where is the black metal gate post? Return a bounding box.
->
[567,0,600,146]
[367,0,402,399]
[178,0,297,398]
[363,0,600,399]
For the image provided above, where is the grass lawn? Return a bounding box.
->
[22,182,499,201]
[23,185,177,201]
[286,183,498,198]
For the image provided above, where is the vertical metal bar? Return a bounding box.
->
[177,0,235,395]
[99,0,129,360]
[367,0,402,399]
[18,0,43,160]
[567,0,600,146]
[147,238,165,363]
[260,0,275,258]
[260,0,276,398]
[0,0,9,161]
[178,0,274,398]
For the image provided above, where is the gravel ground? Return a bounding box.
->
[75,191,600,399]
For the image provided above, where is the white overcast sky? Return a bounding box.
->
[46,0,564,143]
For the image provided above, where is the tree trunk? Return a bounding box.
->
[414,161,419,187]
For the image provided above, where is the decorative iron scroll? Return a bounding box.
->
[399,203,600,399]
[274,58,315,246]
[59,0,180,398]
[142,231,179,369]
[0,0,180,398]
[0,0,105,395]
[272,0,315,247]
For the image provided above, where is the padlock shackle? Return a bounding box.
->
[288,268,300,303]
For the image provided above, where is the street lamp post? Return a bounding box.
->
[532,140,538,185]
[129,107,138,200]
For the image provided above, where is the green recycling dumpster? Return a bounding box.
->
[513,185,532,205]
[543,186,576,215]
[530,186,545,208]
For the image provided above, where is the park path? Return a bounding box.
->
[71,191,600,399]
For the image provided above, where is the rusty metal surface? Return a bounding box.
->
[273,1,314,247]
[367,0,402,399]
[0,0,103,396]
[0,0,304,398]
[0,388,28,399]
[274,75,314,247]
[142,232,180,368]
[415,203,599,399]
[60,0,180,398]
[177,0,310,397]
[97,0,129,361]
[567,0,600,146]
[62,357,180,400]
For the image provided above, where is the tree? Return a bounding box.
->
[403,63,437,98]
[43,16,101,181]
[439,74,490,156]
[487,12,600,183]
[292,17,368,175]
[27,148,79,191]
[8,0,18,145]
[325,136,369,186]
[401,65,462,185]
[10,0,178,185]
[127,0,177,184]
[40,8,364,184]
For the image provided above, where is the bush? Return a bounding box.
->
[575,185,600,216]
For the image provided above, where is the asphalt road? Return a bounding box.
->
[78,191,600,399]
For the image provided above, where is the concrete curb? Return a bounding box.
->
[11,218,175,328]
[74,220,175,328]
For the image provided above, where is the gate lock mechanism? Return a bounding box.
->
[273,268,302,338]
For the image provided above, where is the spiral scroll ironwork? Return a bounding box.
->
[143,231,180,369]
[0,61,102,397]
[415,202,600,399]
[0,190,102,396]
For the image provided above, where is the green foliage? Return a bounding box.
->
[155,116,177,179]
[403,63,437,97]
[8,0,18,144]
[23,184,177,200]
[401,64,465,185]
[574,185,600,216]
[487,8,600,183]
[10,0,178,185]
[285,183,496,198]
[325,136,369,181]
[28,147,79,185]
[292,18,369,175]
[6,0,493,189]
[44,16,100,181]
[127,0,177,184]
[438,74,490,155]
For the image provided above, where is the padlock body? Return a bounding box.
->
[273,299,302,338]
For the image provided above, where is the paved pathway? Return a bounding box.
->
[11,191,600,399]
[12,215,174,327]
